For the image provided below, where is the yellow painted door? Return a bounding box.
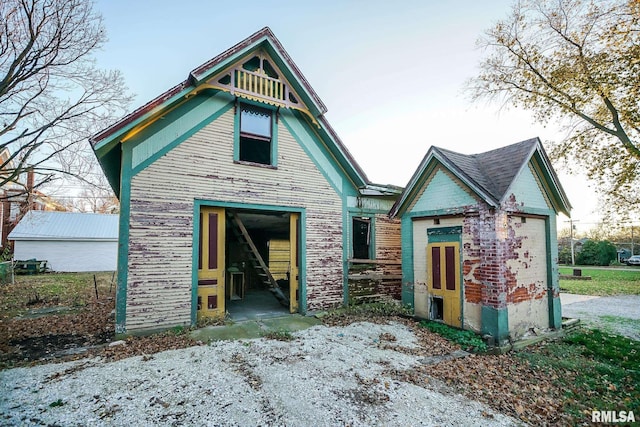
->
[427,242,461,327]
[197,206,225,319]
[289,213,299,313]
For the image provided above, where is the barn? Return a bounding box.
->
[390,138,571,343]
[91,27,401,335]
[9,211,118,272]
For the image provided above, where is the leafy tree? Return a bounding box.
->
[469,0,639,217]
[0,0,131,194]
[595,240,618,265]
[576,239,617,265]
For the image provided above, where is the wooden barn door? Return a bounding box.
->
[289,213,300,313]
[197,207,226,318]
[427,242,461,327]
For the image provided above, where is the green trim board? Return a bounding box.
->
[545,215,562,329]
[190,199,308,325]
[115,141,133,335]
[281,110,362,198]
[289,110,366,190]
[427,226,462,238]
[347,208,379,259]
[400,217,414,308]
[93,85,194,153]
[131,96,234,177]
[481,306,510,343]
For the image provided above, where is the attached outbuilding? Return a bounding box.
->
[390,138,571,344]
[9,211,118,272]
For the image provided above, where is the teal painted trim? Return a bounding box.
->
[481,306,510,343]
[394,161,438,217]
[370,216,376,260]
[132,102,234,176]
[191,199,308,321]
[115,143,133,334]
[347,208,380,260]
[546,215,562,329]
[299,208,308,315]
[400,217,414,308]
[280,112,346,197]
[190,201,200,325]
[233,100,239,161]
[272,111,278,167]
[93,86,194,153]
[427,226,462,237]
[406,207,470,219]
[515,206,555,217]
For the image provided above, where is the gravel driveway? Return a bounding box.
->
[0,321,518,426]
[561,294,640,340]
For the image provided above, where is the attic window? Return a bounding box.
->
[239,103,273,165]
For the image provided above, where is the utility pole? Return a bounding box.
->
[568,219,579,266]
[632,224,635,256]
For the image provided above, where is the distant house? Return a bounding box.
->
[0,148,66,251]
[390,138,571,343]
[8,211,118,272]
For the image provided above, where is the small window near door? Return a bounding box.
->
[239,103,272,165]
[352,217,371,259]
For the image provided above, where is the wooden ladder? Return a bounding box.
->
[227,211,289,307]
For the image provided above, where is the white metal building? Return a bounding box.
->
[9,211,118,272]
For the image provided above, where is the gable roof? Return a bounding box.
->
[390,137,571,217]
[91,27,369,193]
[8,211,118,241]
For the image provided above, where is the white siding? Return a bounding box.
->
[14,240,117,272]
[126,108,344,331]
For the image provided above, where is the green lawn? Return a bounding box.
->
[559,267,640,296]
[519,328,640,420]
[0,272,115,319]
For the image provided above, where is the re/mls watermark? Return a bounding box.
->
[592,410,635,424]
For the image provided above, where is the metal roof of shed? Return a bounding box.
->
[8,211,118,241]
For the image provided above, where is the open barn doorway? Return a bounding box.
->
[223,208,300,321]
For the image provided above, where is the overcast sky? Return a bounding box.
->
[93,0,602,232]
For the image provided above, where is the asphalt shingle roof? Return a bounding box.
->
[434,138,537,203]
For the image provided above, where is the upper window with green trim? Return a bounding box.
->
[239,103,273,165]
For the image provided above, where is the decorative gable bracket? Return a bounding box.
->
[189,51,318,126]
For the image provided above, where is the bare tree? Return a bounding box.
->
[469,0,639,217]
[0,0,132,193]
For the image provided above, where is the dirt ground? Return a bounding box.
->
[1,276,636,425]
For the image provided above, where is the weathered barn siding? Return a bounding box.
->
[373,214,402,299]
[125,107,345,332]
